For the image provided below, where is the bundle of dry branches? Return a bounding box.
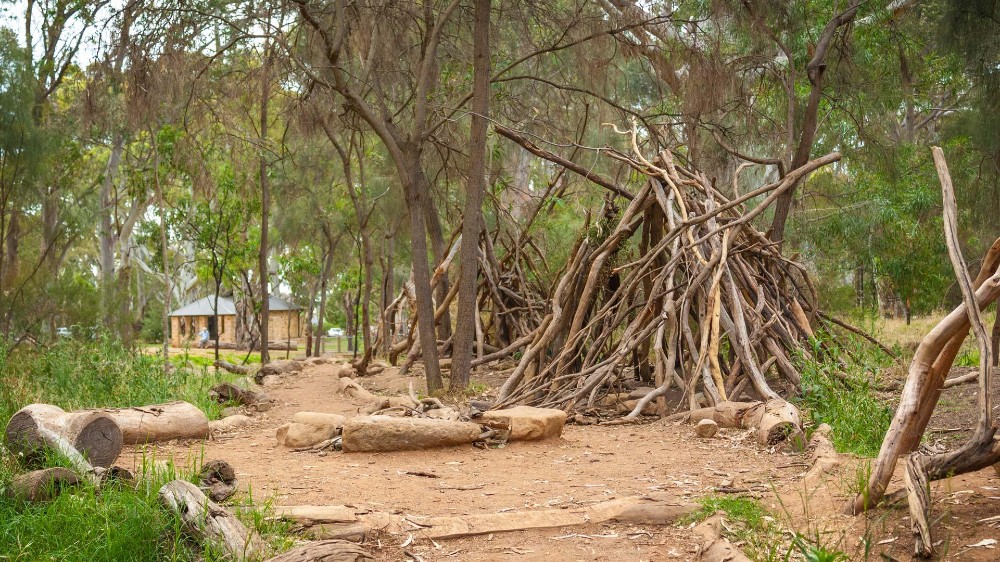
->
[485,128,843,415]
[371,224,549,374]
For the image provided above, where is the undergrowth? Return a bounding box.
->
[0,340,288,560]
[795,334,894,457]
[0,451,291,561]
[683,495,849,561]
[0,339,238,423]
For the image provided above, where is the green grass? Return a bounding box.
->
[682,496,784,560]
[955,347,980,367]
[0,340,291,561]
[795,335,894,458]
[0,451,291,561]
[0,340,241,423]
[172,350,261,370]
[683,495,848,561]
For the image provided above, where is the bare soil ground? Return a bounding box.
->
[121,353,1000,561]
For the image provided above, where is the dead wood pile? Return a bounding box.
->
[487,136,842,415]
[846,147,1000,558]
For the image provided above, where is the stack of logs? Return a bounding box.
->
[2,397,372,561]
[3,401,211,501]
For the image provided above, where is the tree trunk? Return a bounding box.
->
[767,1,861,245]
[5,404,123,468]
[381,228,396,356]
[99,136,125,329]
[451,0,490,390]
[264,540,373,562]
[315,233,334,357]
[152,130,171,364]
[400,143,444,392]
[96,401,209,445]
[258,38,273,365]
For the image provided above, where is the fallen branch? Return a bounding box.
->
[159,479,265,560]
[264,540,373,562]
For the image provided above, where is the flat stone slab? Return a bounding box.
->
[480,406,567,441]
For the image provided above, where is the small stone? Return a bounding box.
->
[695,418,719,438]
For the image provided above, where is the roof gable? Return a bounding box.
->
[169,295,301,316]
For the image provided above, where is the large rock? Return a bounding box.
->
[276,412,347,448]
[341,416,483,452]
[479,406,567,441]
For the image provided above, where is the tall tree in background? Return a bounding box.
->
[451,0,490,389]
[258,30,274,364]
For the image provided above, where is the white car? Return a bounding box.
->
[56,327,71,338]
[328,328,345,337]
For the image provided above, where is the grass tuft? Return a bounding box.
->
[795,335,894,457]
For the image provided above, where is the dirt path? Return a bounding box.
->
[122,359,1000,560]
[129,361,802,560]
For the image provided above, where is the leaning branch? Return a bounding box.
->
[494,125,634,200]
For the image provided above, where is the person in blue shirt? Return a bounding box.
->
[198,327,210,348]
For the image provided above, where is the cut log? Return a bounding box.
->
[98,401,209,445]
[336,379,377,402]
[695,419,719,438]
[263,540,373,562]
[479,406,567,441]
[687,399,803,448]
[359,396,419,415]
[214,360,255,376]
[300,523,369,543]
[275,505,358,525]
[200,459,238,502]
[5,467,81,502]
[414,495,694,539]
[255,360,303,383]
[275,496,694,541]
[745,398,804,447]
[158,479,264,559]
[5,404,123,468]
[802,423,842,486]
[340,415,484,453]
[209,382,272,406]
